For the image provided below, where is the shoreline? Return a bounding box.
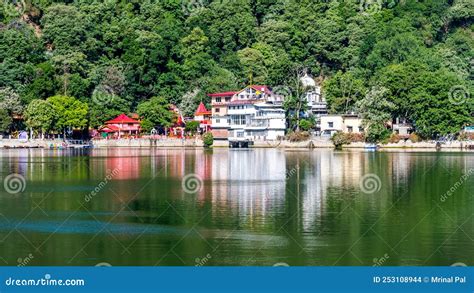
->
[1,139,473,151]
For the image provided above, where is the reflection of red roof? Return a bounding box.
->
[207,91,238,97]
[105,114,140,124]
[195,102,211,116]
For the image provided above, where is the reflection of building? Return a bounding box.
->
[209,86,286,141]
[210,149,287,221]
[320,114,364,135]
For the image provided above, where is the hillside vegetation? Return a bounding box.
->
[0,0,472,138]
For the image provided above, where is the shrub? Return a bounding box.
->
[202,132,213,148]
[459,132,474,141]
[348,133,365,142]
[366,124,391,143]
[286,131,310,142]
[388,133,401,143]
[331,132,351,150]
[299,119,314,131]
[185,121,200,135]
[409,133,422,143]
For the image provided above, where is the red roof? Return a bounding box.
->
[99,125,120,133]
[207,91,238,97]
[105,114,140,124]
[195,102,211,116]
[249,85,273,95]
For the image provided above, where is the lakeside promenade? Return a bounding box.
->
[0,138,473,150]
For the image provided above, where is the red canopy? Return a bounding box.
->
[105,114,140,124]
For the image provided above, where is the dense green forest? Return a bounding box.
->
[0,0,472,138]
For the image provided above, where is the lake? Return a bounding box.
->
[0,148,472,266]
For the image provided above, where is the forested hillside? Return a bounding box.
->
[0,0,472,138]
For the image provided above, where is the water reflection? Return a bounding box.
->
[0,148,472,266]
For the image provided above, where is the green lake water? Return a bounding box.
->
[0,148,472,266]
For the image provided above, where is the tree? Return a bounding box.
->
[137,97,175,132]
[47,95,88,136]
[237,47,268,84]
[323,71,366,114]
[355,86,396,143]
[0,87,24,132]
[0,109,12,133]
[24,99,57,138]
[283,68,310,132]
[180,27,214,81]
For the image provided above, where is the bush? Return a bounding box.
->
[459,132,474,141]
[388,133,402,143]
[299,119,314,131]
[286,131,310,142]
[409,133,422,143]
[202,132,213,148]
[331,132,352,150]
[348,133,365,142]
[366,124,391,143]
[185,121,200,135]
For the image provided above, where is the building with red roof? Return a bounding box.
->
[194,102,212,133]
[207,85,285,141]
[99,114,141,138]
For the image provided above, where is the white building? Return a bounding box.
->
[320,114,364,136]
[300,74,328,131]
[209,85,286,141]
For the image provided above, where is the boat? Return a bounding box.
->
[364,143,379,151]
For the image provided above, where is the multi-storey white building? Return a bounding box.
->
[209,85,286,141]
[300,74,328,132]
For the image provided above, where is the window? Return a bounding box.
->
[216,119,220,123]
[215,97,221,103]
[225,97,231,102]
[215,108,220,113]
[347,126,353,133]
[328,122,334,128]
